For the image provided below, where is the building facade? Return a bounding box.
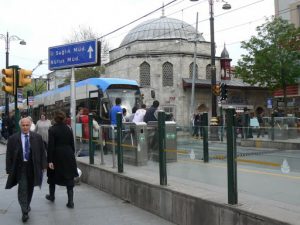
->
[275,0,300,27]
[105,15,270,126]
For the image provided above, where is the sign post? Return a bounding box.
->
[48,39,99,70]
[49,40,100,149]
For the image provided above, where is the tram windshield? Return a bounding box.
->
[106,88,141,116]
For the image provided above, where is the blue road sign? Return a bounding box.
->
[49,39,98,70]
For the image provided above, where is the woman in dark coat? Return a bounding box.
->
[46,110,78,208]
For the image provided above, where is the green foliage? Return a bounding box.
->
[235,17,300,91]
[23,79,47,96]
[64,66,105,83]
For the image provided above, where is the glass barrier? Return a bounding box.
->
[75,120,300,206]
[171,125,229,193]
[236,126,300,206]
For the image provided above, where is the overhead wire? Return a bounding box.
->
[2,0,294,72]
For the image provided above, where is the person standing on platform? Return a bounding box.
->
[144,100,160,123]
[110,98,123,125]
[35,113,52,148]
[46,110,78,209]
[133,104,147,123]
[5,117,47,222]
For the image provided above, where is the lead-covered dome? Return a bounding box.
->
[120,16,205,47]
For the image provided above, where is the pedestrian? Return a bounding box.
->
[257,112,265,138]
[133,104,147,123]
[92,112,100,138]
[45,110,79,209]
[144,100,159,123]
[35,113,52,147]
[26,116,36,132]
[79,108,89,140]
[122,108,129,122]
[5,117,47,222]
[7,111,16,137]
[127,106,137,122]
[110,98,122,125]
[76,107,83,123]
[65,113,71,126]
[192,111,201,138]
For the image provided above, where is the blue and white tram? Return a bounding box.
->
[32,77,142,123]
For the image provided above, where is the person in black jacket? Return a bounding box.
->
[5,117,47,222]
[46,110,78,208]
[144,100,159,123]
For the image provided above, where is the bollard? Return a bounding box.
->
[158,111,167,185]
[116,112,123,173]
[202,112,209,163]
[226,108,238,205]
[88,113,94,164]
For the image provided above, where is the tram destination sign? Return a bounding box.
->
[48,39,100,70]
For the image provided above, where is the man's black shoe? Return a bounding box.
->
[66,202,74,208]
[45,194,55,202]
[22,213,29,222]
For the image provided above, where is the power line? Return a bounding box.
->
[98,0,178,40]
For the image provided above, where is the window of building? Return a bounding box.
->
[189,63,198,79]
[162,62,173,86]
[162,105,176,121]
[139,62,150,87]
[206,64,211,80]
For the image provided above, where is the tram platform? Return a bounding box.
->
[77,153,300,225]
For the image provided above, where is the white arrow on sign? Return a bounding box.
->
[87,45,94,59]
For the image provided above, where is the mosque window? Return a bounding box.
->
[206,64,211,80]
[189,63,198,79]
[140,62,150,87]
[162,62,173,87]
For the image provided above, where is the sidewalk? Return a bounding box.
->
[0,144,175,225]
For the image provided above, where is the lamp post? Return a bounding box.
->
[0,32,26,116]
[190,0,231,121]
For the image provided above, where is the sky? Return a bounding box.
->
[0,0,275,78]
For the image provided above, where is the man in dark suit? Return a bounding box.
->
[5,117,47,222]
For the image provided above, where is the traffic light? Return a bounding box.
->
[18,68,32,87]
[213,84,221,96]
[2,68,15,95]
[220,83,228,100]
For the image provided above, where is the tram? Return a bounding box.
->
[31,77,142,123]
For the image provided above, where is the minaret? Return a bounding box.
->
[220,43,232,80]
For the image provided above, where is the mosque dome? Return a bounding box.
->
[120,16,205,47]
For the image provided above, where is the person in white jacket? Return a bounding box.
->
[132,104,147,123]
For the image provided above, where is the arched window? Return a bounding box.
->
[206,64,211,80]
[189,63,198,79]
[162,62,173,86]
[139,62,150,87]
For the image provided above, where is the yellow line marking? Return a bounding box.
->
[177,159,300,180]
[236,158,280,167]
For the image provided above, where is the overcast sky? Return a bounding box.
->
[0,0,274,78]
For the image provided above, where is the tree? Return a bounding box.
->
[23,78,47,95]
[63,25,108,83]
[235,17,300,114]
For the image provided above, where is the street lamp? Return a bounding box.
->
[190,0,231,121]
[0,32,26,116]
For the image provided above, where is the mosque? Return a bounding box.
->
[104,13,270,126]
